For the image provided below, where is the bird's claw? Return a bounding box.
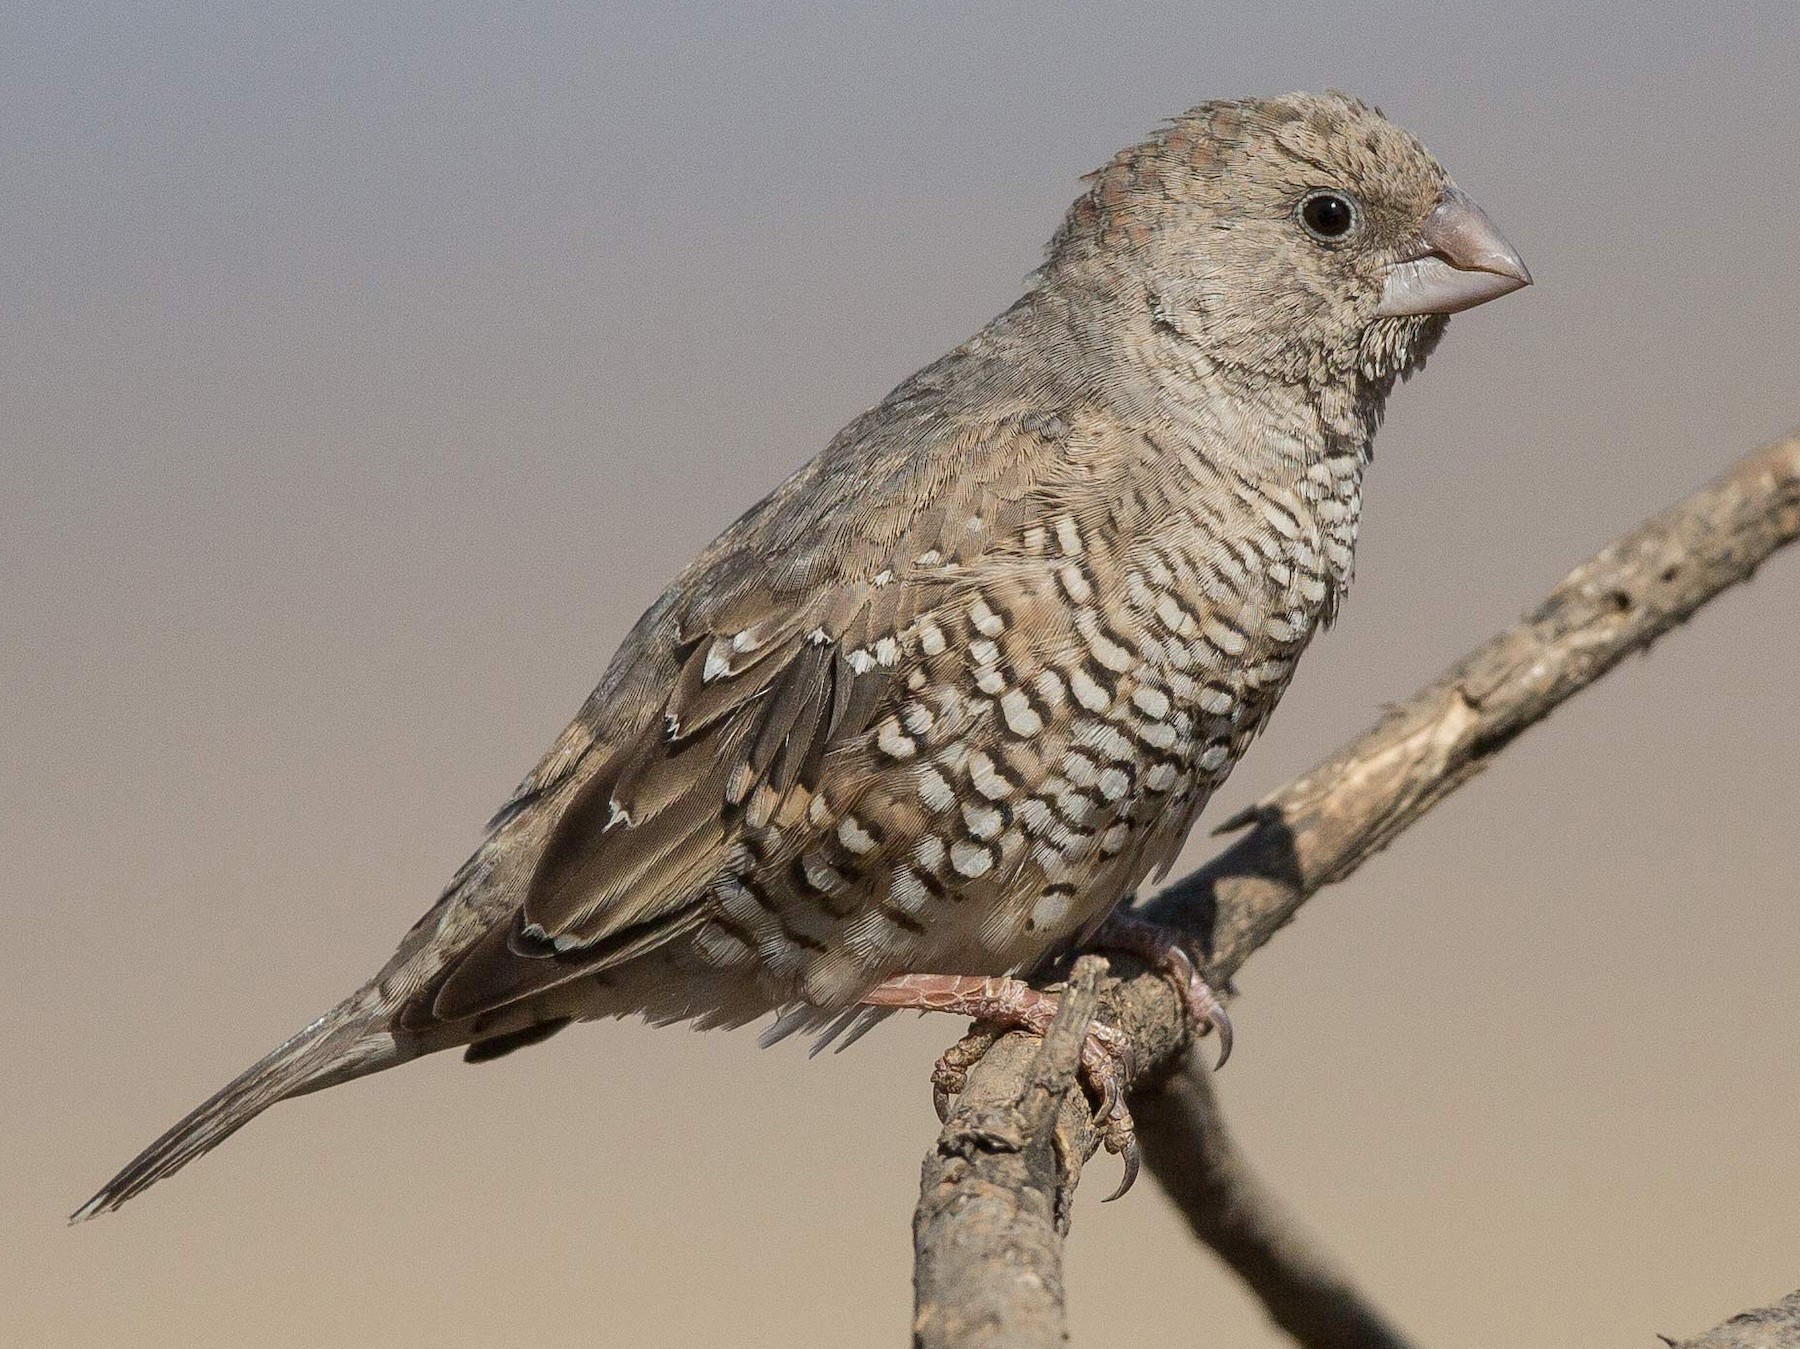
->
[1094,912,1234,1069]
[864,971,1145,1200]
[929,1011,1144,1201]
[1203,997,1233,1070]
[930,1025,1002,1123]
[1079,1024,1141,1201]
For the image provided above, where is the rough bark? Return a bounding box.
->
[911,955,1108,1348]
[1663,1291,1800,1349]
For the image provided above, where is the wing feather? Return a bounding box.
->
[409,400,1086,1031]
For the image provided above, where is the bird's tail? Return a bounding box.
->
[71,988,409,1221]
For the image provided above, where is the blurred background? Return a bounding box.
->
[6,2,1798,1345]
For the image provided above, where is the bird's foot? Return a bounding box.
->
[927,1022,1002,1122]
[1090,910,1233,1068]
[860,972,1141,1198]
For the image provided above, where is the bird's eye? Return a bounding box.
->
[1297,189,1359,242]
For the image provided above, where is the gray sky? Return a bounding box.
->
[6,3,1798,1346]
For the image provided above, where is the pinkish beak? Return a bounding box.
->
[1377,186,1532,317]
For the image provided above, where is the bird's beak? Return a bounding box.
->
[1376,186,1532,317]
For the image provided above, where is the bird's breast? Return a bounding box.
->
[665,432,1369,1015]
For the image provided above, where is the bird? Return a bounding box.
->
[76,91,1529,1219]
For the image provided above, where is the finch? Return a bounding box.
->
[78,91,1528,1218]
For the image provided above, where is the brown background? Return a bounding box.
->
[6,3,1798,1345]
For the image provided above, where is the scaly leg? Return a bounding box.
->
[860,972,1141,1198]
[1092,910,1234,1068]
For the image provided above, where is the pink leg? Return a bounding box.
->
[1092,910,1234,1068]
[861,972,1141,1198]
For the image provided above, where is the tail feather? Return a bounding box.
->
[72,992,406,1221]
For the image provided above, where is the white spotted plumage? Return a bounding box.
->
[79,90,1536,1220]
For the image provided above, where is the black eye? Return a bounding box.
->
[1298,189,1359,242]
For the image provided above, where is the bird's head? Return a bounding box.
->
[1043,91,1530,395]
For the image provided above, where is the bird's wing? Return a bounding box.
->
[414,398,1079,1030]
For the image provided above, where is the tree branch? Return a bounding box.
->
[1662,1290,1800,1349]
[1133,1065,1417,1349]
[912,954,1108,1349]
[910,432,1800,1344]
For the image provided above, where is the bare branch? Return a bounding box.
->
[1134,1061,1417,1349]
[1147,430,1800,985]
[1661,1290,1800,1349]
[912,954,1108,1349]
[910,432,1800,1341]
